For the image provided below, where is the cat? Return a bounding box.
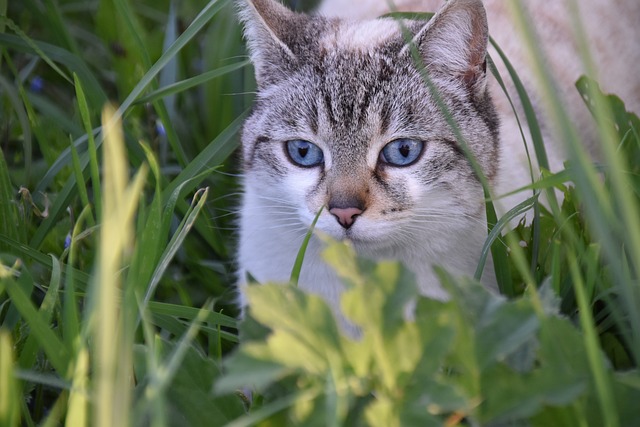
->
[235,0,640,314]
[236,0,498,312]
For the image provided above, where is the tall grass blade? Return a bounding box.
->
[125,142,164,299]
[0,29,106,108]
[116,0,230,117]
[399,21,511,290]
[94,103,148,427]
[161,111,245,255]
[0,17,71,83]
[112,0,152,67]
[135,60,250,104]
[569,254,619,426]
[489,38,549,172]
[17,254,62,370]
[157,0,179,165]
[70,136,91,214]
[290,207,323,286]
[141,187,209,309]
[65,347,89,427]
[145,302,213,399]
[148,301,237,329]
[161,111,247,205]
[42,0,80,55]
[0,234,91,286]
[0,331,20,427]
[4,274,69,374]
[63,205,94,349]
[74,73,102,221]
[29,171,79,249]
[33,131,93,193]
[475,195,538,287]
[0,0,6,35]
[0,74,32,183]
[0,147,24,248]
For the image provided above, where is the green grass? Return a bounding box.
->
[1,0,639,425]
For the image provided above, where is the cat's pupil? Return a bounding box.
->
[298,146,309,157]
[399,144,411,158]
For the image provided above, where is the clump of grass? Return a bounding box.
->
[1,0,246,424]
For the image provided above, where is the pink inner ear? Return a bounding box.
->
[461,5,489,87]
[413,0,489,89]
[461,59,486,88]
[468,10,488,65]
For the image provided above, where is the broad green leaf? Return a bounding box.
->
[321,238,362,289]
[475,299,539,370]
[246,284,343,363]
[480,363,585,423]
[400,380,467,426]
[223,388,322,427]
[364,397,399,427]
[215,349,290,394]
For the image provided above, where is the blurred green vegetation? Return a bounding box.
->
[0,0,639,425]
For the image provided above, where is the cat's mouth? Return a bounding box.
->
[335,226,394,248]
[318,222,371,244]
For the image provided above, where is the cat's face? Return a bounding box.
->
[240,0,499,253]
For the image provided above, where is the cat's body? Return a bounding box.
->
[236,0,640,313]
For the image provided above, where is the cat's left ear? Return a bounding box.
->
[408,0,489,95]
[237,0,311,88]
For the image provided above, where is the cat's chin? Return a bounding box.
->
[320,226,403,254]
[311,215,414,253]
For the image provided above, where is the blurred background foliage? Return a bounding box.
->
[1,0,639,425]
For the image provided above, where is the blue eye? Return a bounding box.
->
[285,140,324,167]
[380,139,424,166]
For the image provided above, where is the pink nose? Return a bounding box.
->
[329,207,363,229]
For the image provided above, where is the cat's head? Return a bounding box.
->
[238,0,499,252]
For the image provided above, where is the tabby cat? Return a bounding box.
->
[235,0,640,313]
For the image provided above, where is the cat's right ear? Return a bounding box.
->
[237,0,309,88]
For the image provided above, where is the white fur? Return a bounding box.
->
[320,19,401,52]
